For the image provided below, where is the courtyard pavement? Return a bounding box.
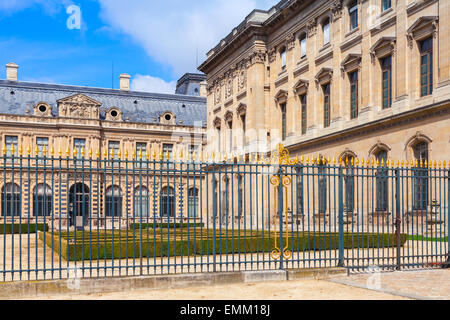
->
[15,269,449,300]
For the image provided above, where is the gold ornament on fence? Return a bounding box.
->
[270,144,293,261]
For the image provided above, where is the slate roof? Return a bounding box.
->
[0,80,207,127]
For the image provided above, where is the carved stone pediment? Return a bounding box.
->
[213,117,222,128]
[236,103,247,116]
[315,68,333,85]
[340,53,361,73]
[274,89,288,103]
[224,111,233,122]
[293,79,309,95]
[370,37,396,61]
[57,94,101,119]
[406,16,438,48]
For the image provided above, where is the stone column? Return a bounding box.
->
[247,48,267,153]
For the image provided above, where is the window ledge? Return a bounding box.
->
[345,26,360,38]
[297,56,307,66]
[319,42,331,53]
[380,7,394,18]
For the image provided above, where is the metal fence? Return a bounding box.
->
[0,144,448,281]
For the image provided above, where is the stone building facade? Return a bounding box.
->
[0,64,207,227]
[199,0,450,224]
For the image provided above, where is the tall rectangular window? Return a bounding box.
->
[323,84,331,128]
[36,137,49,164]
[136,142,147,166]
[349,2,358,30]
[300,35,307,58]
[74,138,86,163]
[280,48,286,70]
[108,141,120,161]
[382,0,391,11]
[227,121,233,153]
[189,144,199,161]
[280,103,287,140]
[420,37,433,97]
[300,94,307,135]
[162,143,173,168]
[216,127,221,153]
[350,71,359,119]
[381,55,392,109]
[5,136,18,162]
[241,114,246,148]
[323,20,330,45]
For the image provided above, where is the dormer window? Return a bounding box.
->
[106,107,122,121]
[33,102,52,117]
[160,112,176,125]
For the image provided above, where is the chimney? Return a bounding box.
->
[6,63,18,81]
[119,73,130,91]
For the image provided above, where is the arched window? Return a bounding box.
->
[343,154,355,213]
[188,188,199,218]
[160,186,175,217]
[237,175,243,218]
[296,167,304,217]
[134,186,148,217]
[413,142,429,210]
[375,150,389,212]
[318,162,327,214]
[33,184,52,217]
[105,186,122,217]
[222,177,230,222]
[1,183,21,217]
[322,18,330,46]
[213,179,218,218]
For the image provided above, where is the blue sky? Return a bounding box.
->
[0,0,277,93]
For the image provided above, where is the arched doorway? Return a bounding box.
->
[33,184,52,217]
[69,183,90,227]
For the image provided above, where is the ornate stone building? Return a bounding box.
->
[199,0,450,162]
[199,0,450,223]
[0,63,207,226]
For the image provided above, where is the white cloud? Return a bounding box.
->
[131,74,177,94]
[98,0,278,76]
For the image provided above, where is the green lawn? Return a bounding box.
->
[407,235,448,242]
[39,228,407,261]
